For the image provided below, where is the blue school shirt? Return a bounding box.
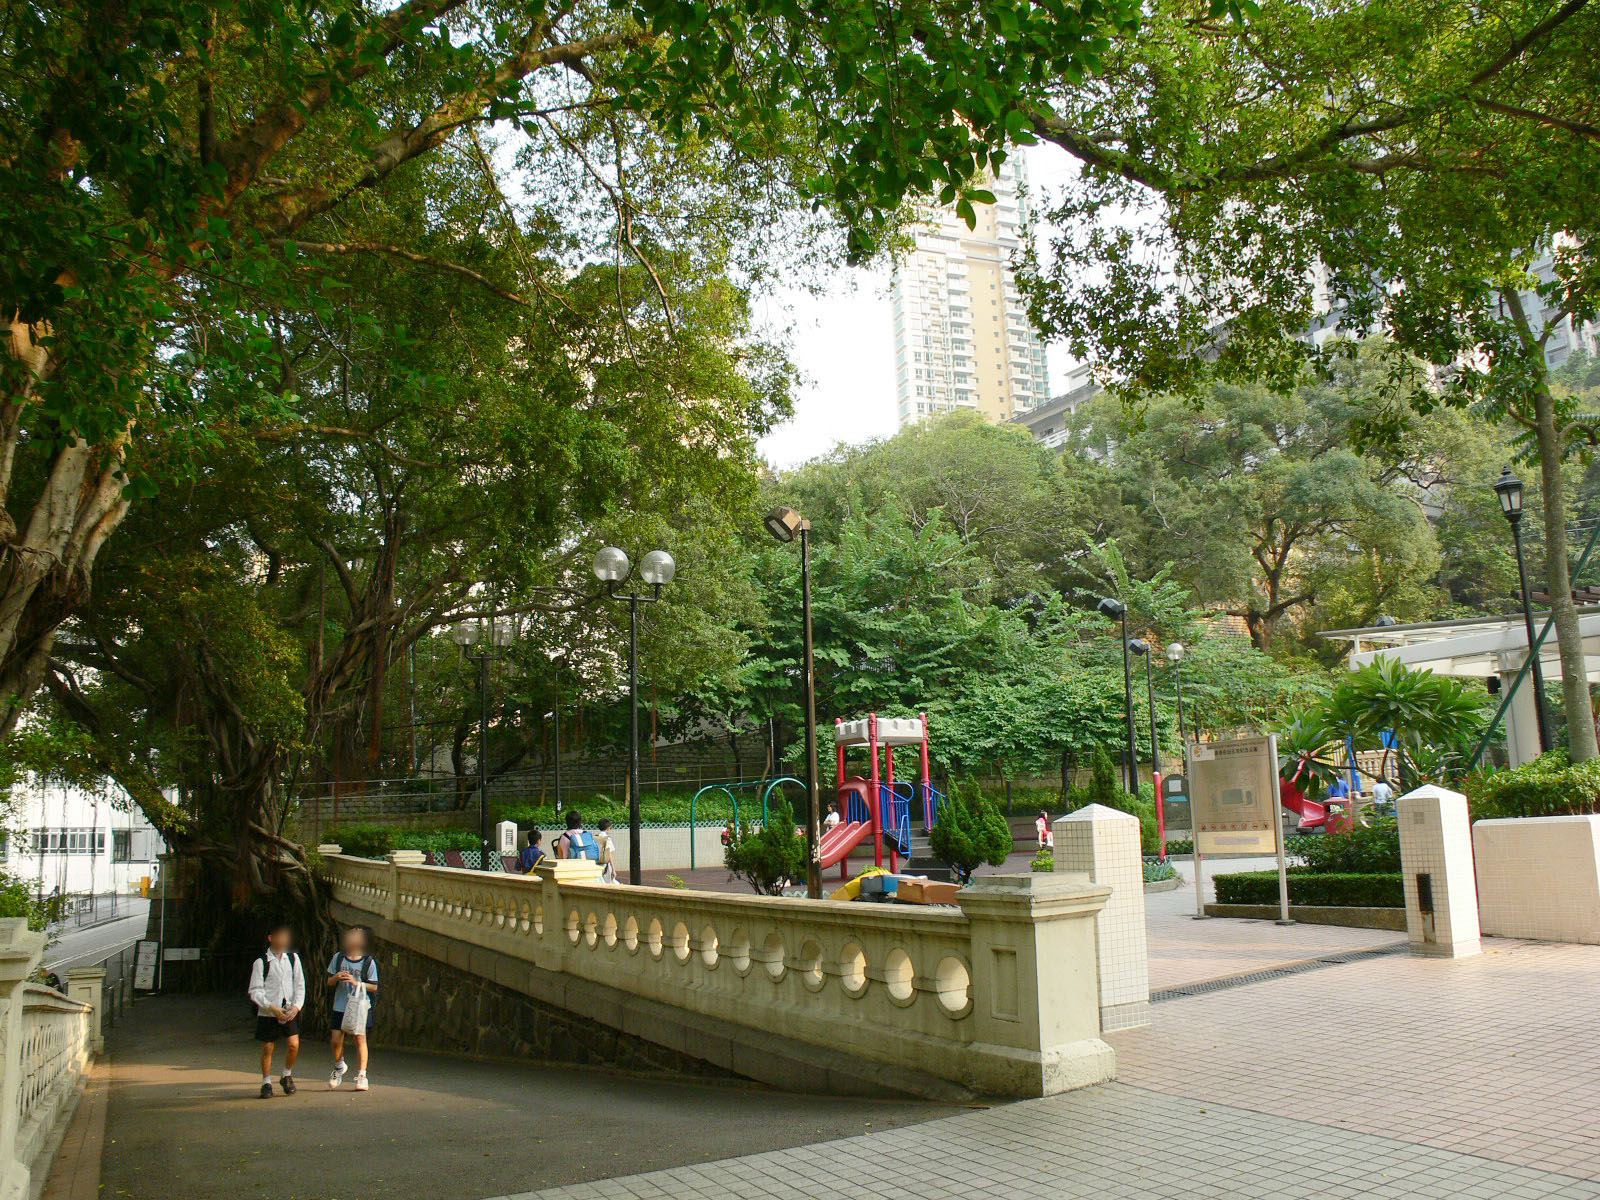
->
[327,953,378,1013]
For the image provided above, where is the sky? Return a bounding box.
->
[755,144,1080,471]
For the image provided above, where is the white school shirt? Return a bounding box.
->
[247,947,306,1016]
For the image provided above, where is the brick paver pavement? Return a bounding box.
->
[1112,937,1600,1181]
[500,1082,1600,1200]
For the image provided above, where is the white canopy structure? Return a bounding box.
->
[1321,607,1600,766]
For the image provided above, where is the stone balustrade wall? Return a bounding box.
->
[321,855,1115,1099]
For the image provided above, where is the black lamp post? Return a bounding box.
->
[1128,639,1160,784]
[1494,468,1552,754]
[1097,597,1139,799]
[1166,641,1187,745]
[765,505,822,900]
[593,545,677,884]
[543,702,562,814]
[450,616,514,870]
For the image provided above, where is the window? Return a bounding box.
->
[113,830,132,863]
[30,828,106,856]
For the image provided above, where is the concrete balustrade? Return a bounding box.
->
[0,920,97,1200]
[320,855,1115,1098]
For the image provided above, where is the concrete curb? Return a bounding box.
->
[1202,903,1406,930]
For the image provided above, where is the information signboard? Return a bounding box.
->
[133,939,159,991]
[1189,735,1282,856]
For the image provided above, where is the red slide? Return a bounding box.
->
[819,820,872,869]
[1280,778,1327,831]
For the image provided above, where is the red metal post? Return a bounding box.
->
[885,743,898,872]
[868,713,883,867]
[919,712,932,830]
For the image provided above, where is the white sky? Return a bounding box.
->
[756,144,1080,471]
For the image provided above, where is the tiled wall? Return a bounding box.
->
[1397,786,1480,958]
[1474,816,1600,944]
[1055,804,1149,1030]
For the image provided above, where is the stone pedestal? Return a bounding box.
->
[1474,815,1600,943]
[1397,785,1480,958]
[65,968,106,1053]
[1054,804,1149,1031]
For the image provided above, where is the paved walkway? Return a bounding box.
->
[506,941,1600,1200]
[94,995,957,1200]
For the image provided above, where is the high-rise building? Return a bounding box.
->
[891,157,1049,428]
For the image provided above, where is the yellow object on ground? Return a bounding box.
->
[828,866,889,902]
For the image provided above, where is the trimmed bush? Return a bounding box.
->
[1164,838,1194,857]
[1468,751,1600,820]
[724,798,806,895]
[1287,818,1400,874]
[1214,869,1403,908]
[1029,848,1055,872]
[929,779,1013,883]
[322,824,478,858]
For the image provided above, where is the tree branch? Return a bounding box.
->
[269,239,532,307]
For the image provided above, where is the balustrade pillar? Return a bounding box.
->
[0,920,46,1200]
[64,969,106,1054]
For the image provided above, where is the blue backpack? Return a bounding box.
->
[564,829,599,861]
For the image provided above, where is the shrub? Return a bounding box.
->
[929,779,1013,883]
[1143,859,1178,883]
[1164,838,1194,857]
[724,798,806,895]
[322,824,478,858]
[1214,869,1403,908]
[1030,848,1055,872]
[1289,818,1400,874]
[1468,750,1600,820]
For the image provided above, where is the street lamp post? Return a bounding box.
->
[765,506,822,899]
[1097,597,1139,799]
[1166,642,1187,745]
[450,616,514,871]
[1130,638,1164,854]
[543,703,562,814]
[593,545,677,885]
[1494,467,1553,755]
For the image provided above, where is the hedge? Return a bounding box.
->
[1214,868,1403,908]
[321,824,480,858]
[1468,751,1600,820]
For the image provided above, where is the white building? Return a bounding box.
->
[892,156,1050,428]
[3,780,165,899]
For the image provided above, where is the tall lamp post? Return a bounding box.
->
[1129,638,1165,854]
[451,616,514,871]
[1166,642,1187,745]
[765,506,822,899]
[1494,467,1553,755]
[593,545,677,885]
[1097,597,1140,799]
[543,704,563,815]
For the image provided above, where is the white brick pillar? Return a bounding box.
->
[1054,804,1149,1031]
[1397,784,1480,958]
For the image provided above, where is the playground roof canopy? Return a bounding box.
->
[1320,606,1600,681]
[834,716,925,747]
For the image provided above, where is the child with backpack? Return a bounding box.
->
[247,921,306,1099]
[556,810,598,861]
[595,819,617,883]
[326,925,379,1092]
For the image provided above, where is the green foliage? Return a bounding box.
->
[1286,818,1401,874]
[1143,859,1178,883]
[0,876,68,932]
[724,798,806,895]
[928,780,1013,882]
[1163,838,1194,857]
[1214,870,1404,909]
[1469,751,1600,820]
[1029,848,1055,872]
[1067,749,1160,854]
[322,825,479,859]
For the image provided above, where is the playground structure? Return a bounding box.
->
[826,713,942,876]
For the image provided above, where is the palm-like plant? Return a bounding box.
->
[1275,707,1344,801]
[1322,659,1486,787]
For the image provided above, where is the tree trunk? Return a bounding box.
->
[1533,381,1599,760]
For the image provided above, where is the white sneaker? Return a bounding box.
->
[354,1072,369,1092]
[329,1060,347,1089]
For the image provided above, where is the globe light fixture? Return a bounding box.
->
[592,545,631,584]
[639,549,676,586]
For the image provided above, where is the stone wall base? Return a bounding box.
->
[1202,903,1405,930]
[332,900,975,1102]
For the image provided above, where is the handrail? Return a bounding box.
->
[1468,518,1600,768]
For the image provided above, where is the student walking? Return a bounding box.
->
[327,925,379,1093]
[595,819,617,884]
[518,829,548,874]
[247,921,306,1099]
[556,810,598,860]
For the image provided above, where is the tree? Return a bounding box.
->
[1,0,1144,734]
[724,797,805,895]
[1018,0,1600,755]
[1321,659,1488,787]
[927,780,1012,883]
